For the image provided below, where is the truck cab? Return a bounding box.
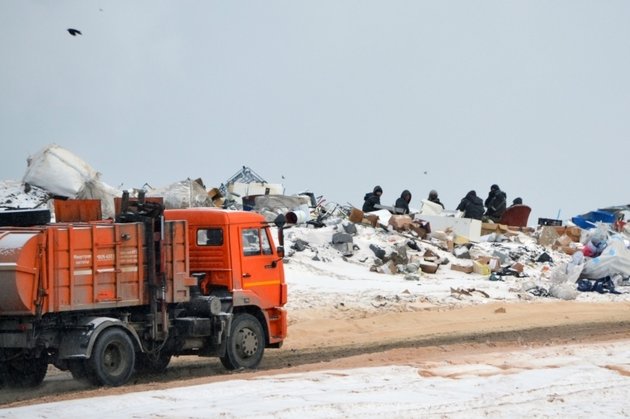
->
[164,208,287,365]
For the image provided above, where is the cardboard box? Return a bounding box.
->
[554,234,573,247]
[538,226,560,247]
[410,225,428,239]
[560,246,577,255]
[208,187,222,200]
[388,214,413,231]
[420,261,439,274]
[451,263,473,274]
[423,249,438,258]
[481,222,509,236]
[475,256,502,272]
[418,215,482,242]
[554,226,582,242]
[349,208,364,223]
[364,214,379,227]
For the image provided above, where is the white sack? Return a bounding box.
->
[418,199,443,216]
[550,252,585,285]
[146,179,212,209]
[23,144,120,219]
[76,179,120,219]
[549,283,579,300]
[23,144,100,197]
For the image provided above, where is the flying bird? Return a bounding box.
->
[67,28,82,36]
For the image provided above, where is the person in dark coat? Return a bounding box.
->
[362,185,383,212]
[456,190,484,220]
[394,190,412,214]
[427,190,444,209]
[484,184,507,222]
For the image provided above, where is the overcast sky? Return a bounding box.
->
[1,1,629,223]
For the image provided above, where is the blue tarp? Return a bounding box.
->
[571,210,616,230]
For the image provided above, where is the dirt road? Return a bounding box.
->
[1,301,629,408]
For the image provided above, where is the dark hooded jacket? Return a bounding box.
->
[362,186,382,212]
[484,186,507,221]
[456,191,484,220]
[394,190,412,214]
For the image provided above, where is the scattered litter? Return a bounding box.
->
[577,278,622,294]
[450,288,490,299]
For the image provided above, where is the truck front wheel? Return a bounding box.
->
[88,328,135,386]
[220,313,265,370]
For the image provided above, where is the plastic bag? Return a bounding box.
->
[582,237,630,279]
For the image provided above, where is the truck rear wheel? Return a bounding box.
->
[0,356,48,388]
[220,313,264,370]
[88,328,135,386]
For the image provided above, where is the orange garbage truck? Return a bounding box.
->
[0,192,287,387]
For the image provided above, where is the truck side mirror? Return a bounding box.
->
[274,214,286,229]
[274,214,286,248]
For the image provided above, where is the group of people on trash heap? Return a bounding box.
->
[362,184,523,222]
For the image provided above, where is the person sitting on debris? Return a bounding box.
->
[362,185,383,213]
[394,190,412,214]
[456,190,484,220]
[509,197,523,208]
[427,190,444,209]
[484,184,507,222]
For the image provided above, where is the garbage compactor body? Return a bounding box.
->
[0,221,189,317]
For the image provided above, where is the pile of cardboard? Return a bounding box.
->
[537,225,583,255]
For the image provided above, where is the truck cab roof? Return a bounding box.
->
[164,208,268,226]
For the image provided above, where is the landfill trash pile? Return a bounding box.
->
[277,206,630,317]
[1,144,629,312]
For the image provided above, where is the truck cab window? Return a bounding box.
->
[242,228,261,256]
[197,228,223,246]
[261,228,272,255]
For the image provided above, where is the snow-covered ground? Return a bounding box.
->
[2,341,629,418]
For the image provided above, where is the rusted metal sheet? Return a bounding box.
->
[54,199,102,222]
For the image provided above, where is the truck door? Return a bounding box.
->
[239,226,282,307]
